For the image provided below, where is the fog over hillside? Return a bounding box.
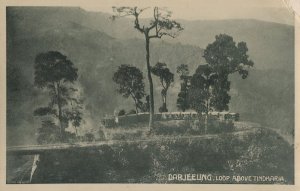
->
[6,7,294,145]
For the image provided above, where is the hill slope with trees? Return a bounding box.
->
[6,7,294,145]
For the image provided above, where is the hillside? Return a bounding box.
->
[8,7,294,71]
[6,7,294,145]
[229,69,294,136]
[7,127,294,183]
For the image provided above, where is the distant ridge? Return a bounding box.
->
[6,7,294,145]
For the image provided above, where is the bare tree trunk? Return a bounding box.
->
[145,33,154,130]
[205,112,208,134]
[160,91,164,111]
[162,94,167,111]
[205,99,209,134]
[56,83,64,140]
[74,127,78,136]
[133,98,139,114]
[165,90,168,111]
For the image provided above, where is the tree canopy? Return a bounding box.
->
[188,34,254,132]
[112,6,183,129]
[112,7,183,39]
[176,64,191,112]
[151,62,174,112]
[113,64,145,113]
[34,51,78,88]
[203,34,254,79]
[189,64,217,114]
[34,51,82,140]
[177,64,190,79]
[204,34,253,111]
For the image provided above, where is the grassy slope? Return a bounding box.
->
[7,125,294,184]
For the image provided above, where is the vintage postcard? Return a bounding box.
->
[1,0,299,190]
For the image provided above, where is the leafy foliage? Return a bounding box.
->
[34,51,78,88]
[34,107,57,116]
[113,64,145,113]
[112,7,183,38]
[176,64,191,111]
[210,76,231,111]
[151,62,174,112]
[31,128,293,184]
[203,34,254,78]
[66,100,84,135]
[127,109,137,115]
[118,109,126,116]
[137,95,150,112]
[189,64,217,114]
[176,64,190,78]
[83,133,95,142]
[112,6,183,128]
[37,120,60,144]
[34,51,83,141]
[189,34,254,115]
[202,34,254,111]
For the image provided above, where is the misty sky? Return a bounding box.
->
[81,0,294,24]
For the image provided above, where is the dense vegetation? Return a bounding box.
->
[24,128,293,184]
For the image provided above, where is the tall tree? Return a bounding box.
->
[151,62,174,112]
[189,64,217,133]
[112,7,183,129]
[189,34,254,133]
[176,64,191,112]
[203,34,254,111]
[113,64,145,114]
[34,51,81,140]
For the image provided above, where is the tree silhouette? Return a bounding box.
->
[137,95,150,112]
[189,34,254,133]
[176,64,191,112]
[189,64,217,133]
[34,51,81,140]
[112,6,183,129]
[113,64,145,114]
[66,97,84,136]
[36,120,60,144]
[203,34,254,111]
[151,62,174,112]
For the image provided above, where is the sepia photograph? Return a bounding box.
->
[2,0,298,187]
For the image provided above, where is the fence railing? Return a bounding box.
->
[102,112,239,128]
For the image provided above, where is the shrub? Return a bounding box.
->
[127,109,137,115]
[186,120,205,135]
[188,118,235,134]
[110,130,144,140]
[118,109,126,116]
[152,120,191,135]
[83,133,95,142]
[63,132,78,143]
[207,120,235,134]
[97,129,106,141]
[159,106,168,113]
[30,128,294,184]
[37,120,60,144]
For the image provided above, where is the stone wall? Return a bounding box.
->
[102,112,239,128]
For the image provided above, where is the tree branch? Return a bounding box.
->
[160,78,166,89]
[133,8,144,33]
[112,6,150,33]
[148,7,158,31]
